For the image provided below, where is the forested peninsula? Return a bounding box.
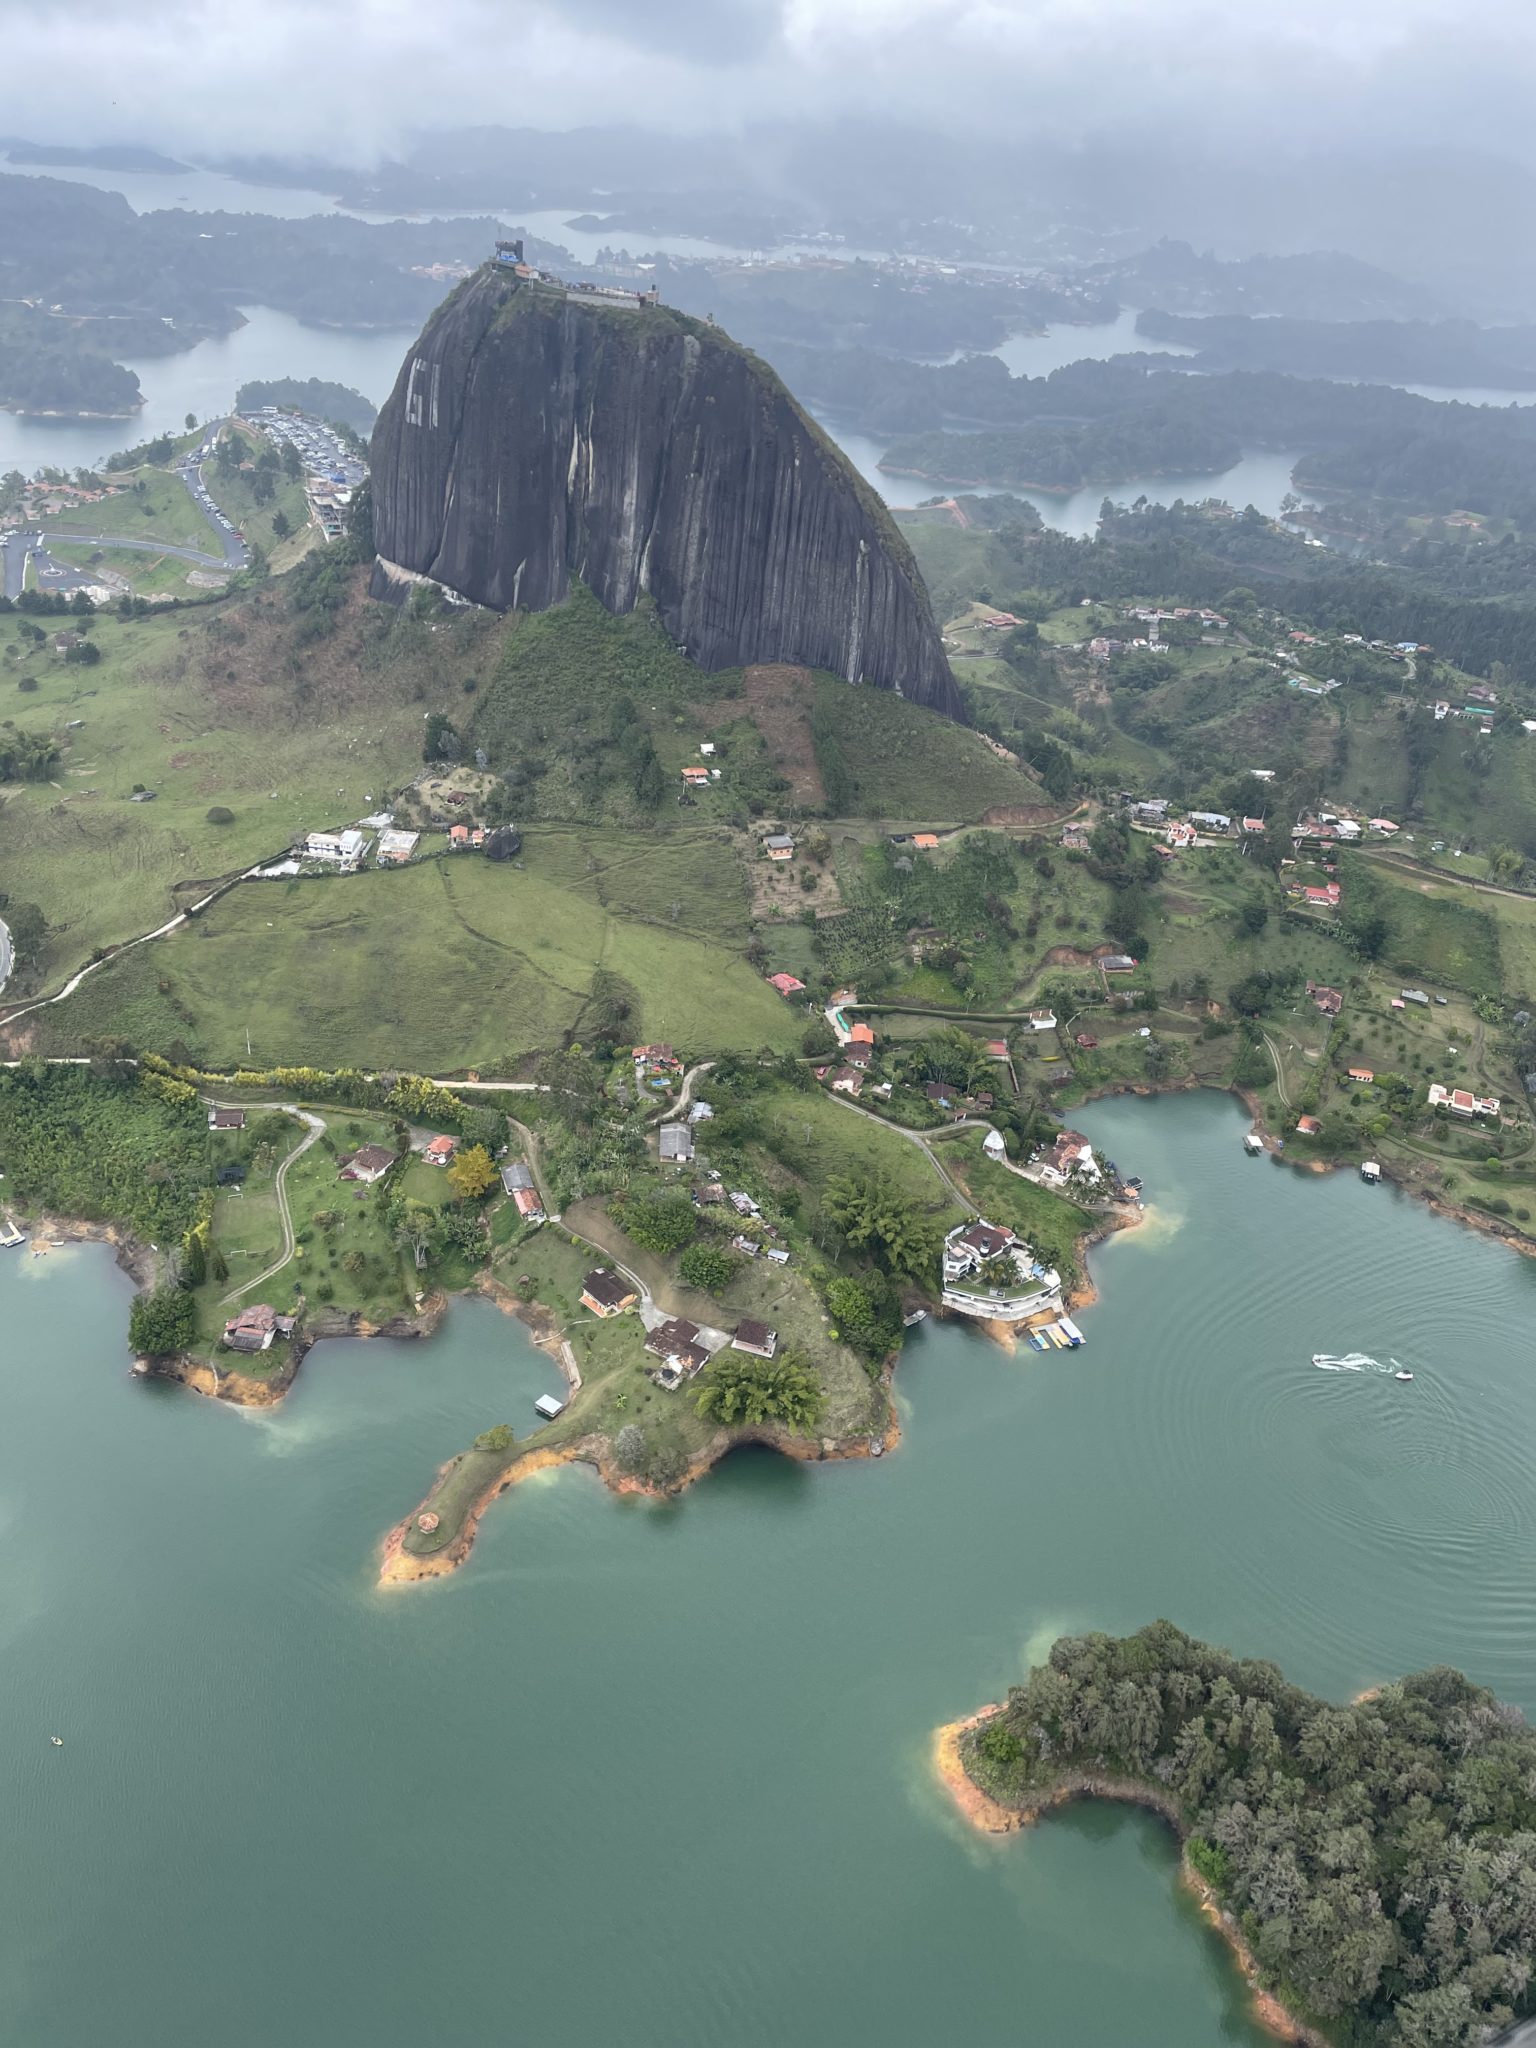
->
[779,345,1536,518]
[943,1625,1536,2048]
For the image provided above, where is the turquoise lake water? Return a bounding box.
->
[3,1088,1533,2046]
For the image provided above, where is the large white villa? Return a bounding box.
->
[941,1219,1063,1323]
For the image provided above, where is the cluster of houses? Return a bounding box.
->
[275,806,517,879]
[940,1219,1063,1324]
[1087,606,1228,661]
[576,1267,781,1394]
[1293,809,1399,846]
[679,744,723,803]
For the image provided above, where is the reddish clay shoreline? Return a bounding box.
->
[378,1390,903,1587]
[933,1707,1331,2047]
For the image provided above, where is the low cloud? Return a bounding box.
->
[5,0,1535,173]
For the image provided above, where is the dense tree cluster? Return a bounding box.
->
[233,380,378,435]
[974,1624,1536,2046]
[695,1350,825,1431]
[0,304,142,415]
[0,1063,211,1241]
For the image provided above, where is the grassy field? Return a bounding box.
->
[42,539,223,599]
[812,673,1045,820]
[44,466,220,551]
[28,828,799,1067]
[749,1080,969,1238]
[0,599,434,991]
[185,1103,412,1358]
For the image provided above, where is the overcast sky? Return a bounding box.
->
[4,0,1531,166]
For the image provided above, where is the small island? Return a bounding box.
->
[938,1624,1536,2048]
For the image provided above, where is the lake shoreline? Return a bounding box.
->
[933,1706,1331,2047]
[1070,1073,1536,1266]
[378,1363,903,1586]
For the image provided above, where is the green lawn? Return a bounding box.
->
[31,831,799,1068]
[44,465,221,551]
[750,1080,968,1238]
[0,604,430,992]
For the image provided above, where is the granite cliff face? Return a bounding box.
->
[369,267,961,718]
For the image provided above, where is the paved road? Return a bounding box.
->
[0,917,11,999]
[2,526,236,601]
[174,426,251,569]
[219,1107,326,1306]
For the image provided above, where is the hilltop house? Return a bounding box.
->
[941,1219,1063,1324]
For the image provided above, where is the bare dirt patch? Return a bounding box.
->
[733,665,825,808]
[737,827,844,919]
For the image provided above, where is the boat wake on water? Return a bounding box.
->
[1312,1352,1414,1380]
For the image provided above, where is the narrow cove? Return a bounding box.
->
[2,1087,1534,2047]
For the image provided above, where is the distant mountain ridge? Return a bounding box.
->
[368,265,961,718]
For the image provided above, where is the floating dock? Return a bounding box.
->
[1027,1317,1084,1351]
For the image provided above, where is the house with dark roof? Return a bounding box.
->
[581,1270,639,1317]
[500,1160,535,1196]
[342,1144,396,1184]
[208,1107,246,1131]
[731,1320,778,1359]
[644,1317,711,1382]
[941,1218,1062,1322]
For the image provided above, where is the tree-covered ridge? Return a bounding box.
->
[968,1625,1536,2047]
[234,379,378,435]
[0,304,142,416]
